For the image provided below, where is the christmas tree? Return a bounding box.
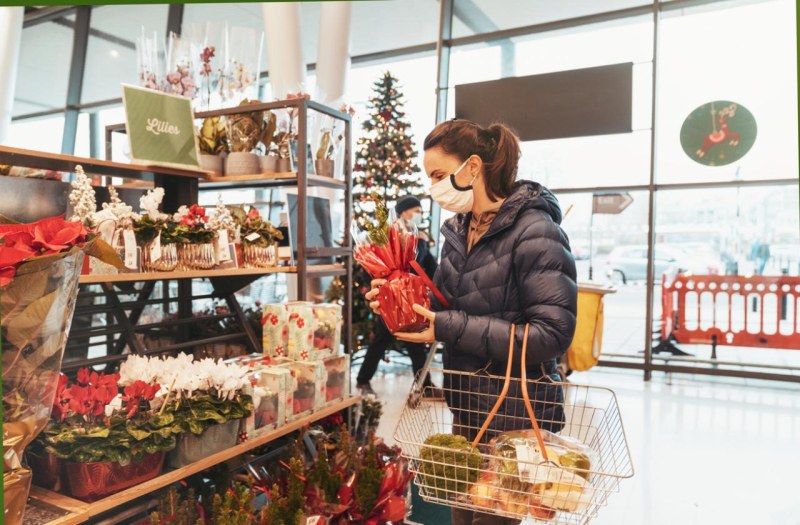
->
[347,72,426,349]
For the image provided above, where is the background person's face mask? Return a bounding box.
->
[429,158,476,213]
[410,212,424,227]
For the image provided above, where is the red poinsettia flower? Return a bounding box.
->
[32,217,88,253]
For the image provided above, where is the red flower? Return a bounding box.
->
[33,218,87,253]
[76,368,91,386]
[189,204,206,218]
[270,315,279,326]
[297,318,305,329]
[122,381,160,418]
[247,208,260,219]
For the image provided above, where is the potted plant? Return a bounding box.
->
[231,205,283,268]
[172,204,217,270]
[134,187,178,272]
[225,99,264,175]
[197,116,228,176]
[40,370,174,502]
[121,353,252,469]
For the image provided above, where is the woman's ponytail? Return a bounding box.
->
[423,119,521,202]
[484,123,520,201]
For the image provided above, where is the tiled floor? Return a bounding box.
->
[358,360,800,525]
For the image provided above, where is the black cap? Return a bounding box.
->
[395,196,422,216]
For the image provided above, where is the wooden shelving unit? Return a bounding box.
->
[79,266,295,284]
[27,397,361,525]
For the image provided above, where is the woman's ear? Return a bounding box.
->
[468,154,484,179]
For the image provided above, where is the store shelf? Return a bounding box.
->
[78,264,347,284]
[79,266,296,284]
[28,396,361,525]
[0,146,209,181]
[199,171,346,190]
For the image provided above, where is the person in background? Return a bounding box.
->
[356,196,441,397]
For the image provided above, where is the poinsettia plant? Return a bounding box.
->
[231,205,283,247]
[41,369,176,464]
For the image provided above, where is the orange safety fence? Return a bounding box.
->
[662,273,800,351]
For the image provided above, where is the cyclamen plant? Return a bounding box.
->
[173,204,216,244]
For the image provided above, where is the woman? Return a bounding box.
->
[367,119,577,525]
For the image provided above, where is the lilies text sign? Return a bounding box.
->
[122,84,200,171]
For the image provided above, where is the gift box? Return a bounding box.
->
[273,357,327,415]
[374,274,430,333]
[323,354,350,404]
[313,303,343,356]
[262,303,290,358]
[285,302,317,360]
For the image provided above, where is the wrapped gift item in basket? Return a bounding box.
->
[394,324,634,524]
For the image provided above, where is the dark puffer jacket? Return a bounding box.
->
[432,180,577,441]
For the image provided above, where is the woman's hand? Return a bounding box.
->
[395,304,437,343]
[365,279,386,315]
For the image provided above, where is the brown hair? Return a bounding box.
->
[423,119,521,201]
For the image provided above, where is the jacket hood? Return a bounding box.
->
[443,180,563,239]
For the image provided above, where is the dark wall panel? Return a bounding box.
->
[455,63,633,141]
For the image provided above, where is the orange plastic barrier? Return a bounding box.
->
[662,274,800,354]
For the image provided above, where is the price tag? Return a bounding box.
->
[245,232,260,242]
[515,444,544,483]
[150,233,162,262]
[217,230,231,262]
[122,229,137,269]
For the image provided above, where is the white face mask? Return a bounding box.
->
[410,212,424,227]
[429,158,477,213]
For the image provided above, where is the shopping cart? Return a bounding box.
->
[394,325,634,525]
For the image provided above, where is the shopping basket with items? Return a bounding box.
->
[393,324,633,524]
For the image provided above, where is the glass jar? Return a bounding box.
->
[243,243,276,268]
[177,243,216,270]
[141,242,178,272]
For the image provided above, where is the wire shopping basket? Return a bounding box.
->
[394,325,634,524]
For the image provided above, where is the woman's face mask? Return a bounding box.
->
[429,158,476,213]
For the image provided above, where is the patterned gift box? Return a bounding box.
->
[323,353,350,404]
[285,302,317,361]
[272,357,328,414]
[261,303,290,358]
[312,304,343,357]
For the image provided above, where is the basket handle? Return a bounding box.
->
[470,324,550,463]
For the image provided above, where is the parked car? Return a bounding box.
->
[605,244,720,284]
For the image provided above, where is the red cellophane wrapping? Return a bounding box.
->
[353,222,430,333]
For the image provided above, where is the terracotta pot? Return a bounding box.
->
[168,419,239,469]
[276,157,291,173]
[260,155,279,173]
[225,152,261,175]
[199,153,224,176]
[64,452,165,502]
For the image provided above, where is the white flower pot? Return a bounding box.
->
[225,152,261,176]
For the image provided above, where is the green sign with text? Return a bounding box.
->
[122,84,200,170]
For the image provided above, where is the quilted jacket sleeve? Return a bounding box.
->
[433,211,577,365]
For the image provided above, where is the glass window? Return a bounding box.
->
[451,0,651,38]
[555,190,650,358]
[6,116,66,153]
[81,5,170,104]
[13,20,74,117]
[447,16,654,190]
[656,0,798,184]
